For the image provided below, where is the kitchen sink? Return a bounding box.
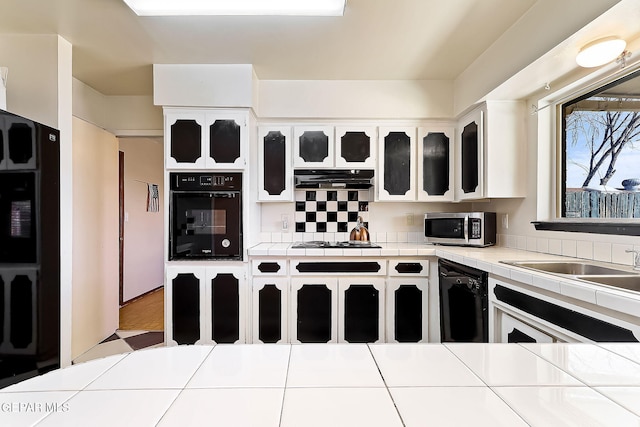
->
[502,261,630,276]
[576,275,640,292]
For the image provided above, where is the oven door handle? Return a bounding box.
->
[211,192,240,198]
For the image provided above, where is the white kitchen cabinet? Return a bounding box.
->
[290,277,338,343]
[258,125,293,201]
[417,126,455,201]
[165,108,247,169]
[377,127,417,201]
[338,277,385,343]
[252,277,288,344]
[335,126,377,168]
[386,260,429,343]
[455,101,526,200]
[166,265,207,346]
[293,125,334,168]
[204,266,246,344]
[166,265,246,346]
[498,311,554,343]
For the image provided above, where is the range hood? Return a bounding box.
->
[294,169,374,189]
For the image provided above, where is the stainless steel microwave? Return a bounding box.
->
[424,212,496,247]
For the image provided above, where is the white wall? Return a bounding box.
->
[71,117,119,359]
[258,80,453,119]
[453,0,620,115]
[119,137,165,302]
[73,78,162,136]
[0,35,60,127]
[154,64,255,108]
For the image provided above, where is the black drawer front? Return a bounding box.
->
[494,284,638,342]
[296,262,381,273]
[394,263,424,274]
[257,262,281,273]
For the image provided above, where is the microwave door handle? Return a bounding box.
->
[464,215,469,243]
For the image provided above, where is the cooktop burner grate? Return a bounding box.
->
[291,241,381,249]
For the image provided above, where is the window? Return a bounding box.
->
[561,68,640,219]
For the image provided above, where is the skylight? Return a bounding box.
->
[122,0,346,16]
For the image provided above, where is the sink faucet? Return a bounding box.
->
[626,249,640,270]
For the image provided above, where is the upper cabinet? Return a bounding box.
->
[417,126,455,201]
[455,101,526,200]
[335,126,377,168]
[0,115,37,170]
[258,125,293,202]
[292,125,376,169]
[293,126,334,168]
[377,127,417,201]
[165,108,247,169]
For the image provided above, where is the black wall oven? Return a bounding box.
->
[169,172,242,260]
[439,259,488,342]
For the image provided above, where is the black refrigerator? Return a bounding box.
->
[0,109,60,387]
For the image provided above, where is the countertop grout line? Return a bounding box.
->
[278,344,293,427]
[442,343,533,427]
[154,344,217,427]
[515,342,640,420]
[366,343,407,427]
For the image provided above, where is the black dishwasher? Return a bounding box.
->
[438,259,488,342]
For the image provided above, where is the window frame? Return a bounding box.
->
[533,64,640,236]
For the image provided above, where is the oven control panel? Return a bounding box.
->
[171,173,242,191]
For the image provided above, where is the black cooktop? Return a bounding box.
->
[292,241,381,249]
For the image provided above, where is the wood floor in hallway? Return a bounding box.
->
[119,287,164,331]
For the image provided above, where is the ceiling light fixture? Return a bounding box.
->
[122,0,346,16]
[576,36,627,68]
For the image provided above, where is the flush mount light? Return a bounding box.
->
[122,0,346,16]
[576,36,627,68]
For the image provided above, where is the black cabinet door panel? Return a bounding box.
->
[344,284,379,343]
[170,119,201,164]
[299,131,329,163]
[340,132,370,163]
[211,273,240,343]
[209,119,241,164]
[263,131,287,196]
[394,285,423,342]
[171,273,200,345]
[422,132,450,196]
[258,284,282,343]
[297,285,332,343]
[383,132,411,196]
[461,122,479,194]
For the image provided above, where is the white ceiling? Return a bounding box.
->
[0,0,541,96]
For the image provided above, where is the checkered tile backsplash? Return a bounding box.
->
[294,190,370,233]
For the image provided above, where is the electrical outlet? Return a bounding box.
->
[406,213,414,226]
[501,214,509,229]
[281,214,289,231]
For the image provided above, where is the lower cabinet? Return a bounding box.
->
[386,278,429,343]
[290,278,338,343]
[289,277,386,344]
[252,278,288,344]
[166,265,246,346]
[338,278,385,344]
[498,311,554,343]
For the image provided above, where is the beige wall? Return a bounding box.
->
[119,137,164,302]
[72,117,119,359]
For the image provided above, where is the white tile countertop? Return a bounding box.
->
[2,343,640,426]
[248,242,640,320]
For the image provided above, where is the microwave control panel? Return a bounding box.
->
[469,218,482,239]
